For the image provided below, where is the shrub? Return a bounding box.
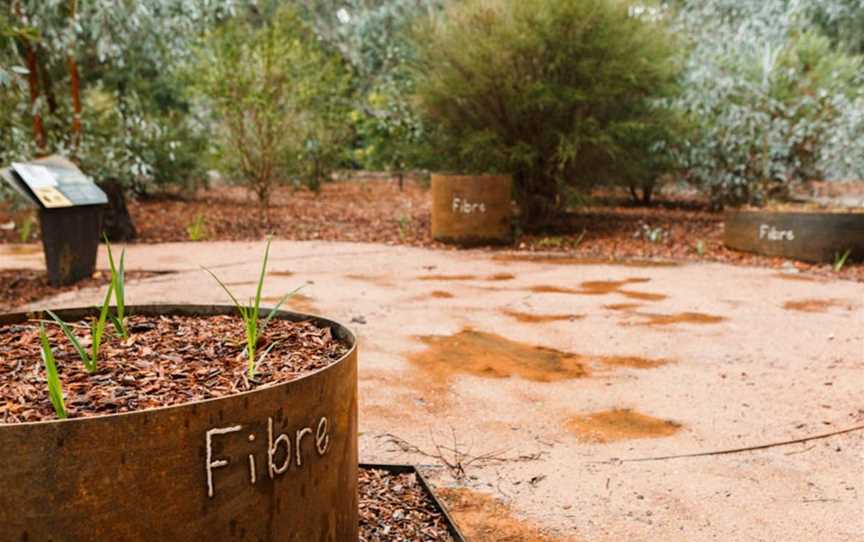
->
[304,1,443,180]
[194,5,351,205]
[410,0,685,227]
[672,0,864,207]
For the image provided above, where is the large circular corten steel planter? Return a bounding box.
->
[724,210,864,263]
[431,173,513,246]
[0,305,358,541]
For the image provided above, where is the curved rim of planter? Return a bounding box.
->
[0,303,357,427]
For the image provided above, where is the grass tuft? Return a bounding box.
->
[39,323,67,419]
[203,237,300,378]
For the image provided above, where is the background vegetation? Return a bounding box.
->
[1,0,862,221]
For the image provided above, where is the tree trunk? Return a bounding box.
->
[97,180,138,242]
[68,0,82,148]
[37,46,58,116]
[641,182,654,205]
[518,173,561,232]
[14,1,46,151]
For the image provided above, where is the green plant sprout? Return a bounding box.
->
[696,240,706,256]
[105,238,127,338]
[398,215,409,241]
[203,237,300,379]
[18,214,34,243]
[39,323,67,419]
[46,282,114,374]
[833,248,851,272]
[572,228,587,248]
[187,214,207,241]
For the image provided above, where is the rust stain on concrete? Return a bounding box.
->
[501,309,584,324]
[437,488,580,542]
[783,298,846,313]
[632,312,725,326]
[409,329,589,383]
[565,409,681,442]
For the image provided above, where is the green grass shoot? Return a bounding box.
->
[833,248,851,272]
[18,214,34,243]
[187,214,207,241]
[203,237,300,379]
[105,237,127,338]
[46,280,113,374]
[39,323,67,419]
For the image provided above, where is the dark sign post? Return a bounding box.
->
[1,155,107,286]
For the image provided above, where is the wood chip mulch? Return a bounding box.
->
[0,269,157,313]
[2,178,861,281]
[359,468,455,542]
[0,314,348,424]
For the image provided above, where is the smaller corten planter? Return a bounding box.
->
[432,173,513,246]
[0,305,358,541]
[724,209,864,263]
[360,463,467,542]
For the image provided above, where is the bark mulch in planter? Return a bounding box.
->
[0,314,348,423]
[359,467,456,542]
[0,269,158,312]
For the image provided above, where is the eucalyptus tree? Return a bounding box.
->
[301,0,443,183]
[1,0,237,191]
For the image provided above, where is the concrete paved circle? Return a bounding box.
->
[3,241,862,541]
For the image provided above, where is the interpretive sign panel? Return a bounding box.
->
[1,155,107,208]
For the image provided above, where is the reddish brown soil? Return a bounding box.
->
[438,488,578,542]
[359,468,454,542]
[0,269,158,312]
[410,329,589,384]
[565,409,682,442]
[2,180,860,281]
[0,314,348,423]
[528,279,668,302]
[500,309,583,324]
[782,298,847,313]
[418,273,516,282]
[260,293,318,314]
[408,329,669,388]
[632,312,726,326]
[604,302,642,311]
[598,356,672,369]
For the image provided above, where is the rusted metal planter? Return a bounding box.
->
[431,173,513,246]
[724,210,864,263]
[0,304,358,541]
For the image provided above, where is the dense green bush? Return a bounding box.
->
[193,5,351,204]
[411,0,685,226]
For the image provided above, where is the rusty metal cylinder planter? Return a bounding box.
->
[724,210,864,263]
[431,174,513,246]
[0,305,358,542]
